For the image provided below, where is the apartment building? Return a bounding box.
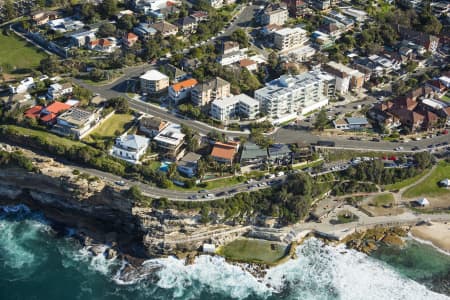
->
[191,77,231,107]
[324,61,365,94]
[210,94,260,121]
[168,78,198,104]
[254,71,329,121]
[140,70,169,95]
[273,27,309,51]
[261,3,288,26]
[54,108,98,139]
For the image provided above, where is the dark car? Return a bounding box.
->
[229,189,238,194]
[371,138,380,142]
[412,146,420,151]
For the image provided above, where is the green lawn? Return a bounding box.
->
[0,32,48,71]
[403,161,450,198]
[441,93,450,103]
[6,125,83,148]
[383,169,431,191]
[85,113,134,142]
[217,238,288,265]
[371,193,394,207]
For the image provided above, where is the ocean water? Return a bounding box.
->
[0,204,449,300]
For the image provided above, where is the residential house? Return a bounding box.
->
[177,152,202,177]
[111,134,150,164]
[88,38,118,53]
[54,108,98,139]
[31,10,59,26]
[273,27,309,51]
[260,3,288,26]
[169,78,198,104]
[9,77,35,94]
[207,0,223,9]
[47,83,73,100]
[123,32,139,48]
[49,18,84,33]
[333,117,369,130]
[176,16,197,33]
[218,41,248,66]
[191,77,231,107]
[341,7,367,22]
[426,79,448,97]
[210,141,239,165]
[133,23,157,40]
[69,29,97,47]
[190,11,208,22]
[139,116,169,137]
[268,144,292,164]
[240,142,268,165]
[39,101,71,124]
[150,21,178,37]
[139,70,170,95]
[153,123,186,160]
[283,0,308,17]
[240,59,258,72]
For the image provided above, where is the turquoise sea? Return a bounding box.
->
[1,204,449,300]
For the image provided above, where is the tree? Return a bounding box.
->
[2,0,16,21]
[167,163,177,179]
[98,22,116,37]
[107,97,129,113]
[117,15,136,31]
[40,56,60,75]
[230,29,249,48]
[197,159,206,180]
[100,0,118,18]
[314,109,328,131]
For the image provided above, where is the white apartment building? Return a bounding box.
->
[153,123,186,160]
[210,94,260,121]
[254,71,330,121]
[140,70,169,94]
[324,61,365,94]
[273,27,309,51]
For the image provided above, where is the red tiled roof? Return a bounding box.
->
[171,78,198,92]
[126,32,138,40]
[211,142,237,161]
[24,105,43,118]
[45,101,71,114]
[240,59,256,67]
[40,112,57,123]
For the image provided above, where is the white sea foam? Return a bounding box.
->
[126,238,449,300]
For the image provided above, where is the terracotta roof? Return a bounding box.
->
[240,59,256,67]
[90,38,112,47]
[45,101,71,114]
[428,79,447,92]
[40,112,57,123]
[126,32,138,40]
[211,142,237,161]
[171,78,198,92]
[24,105,43,118]
[426,111,439,123]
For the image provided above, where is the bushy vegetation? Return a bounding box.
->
[136,173,330,225]
[0,150,37,172]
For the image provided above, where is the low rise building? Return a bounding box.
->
[210,141,239,165]
[324,61,365,94]
[139,116,168,138]
[9,77,35,94]
[150,21,178,37]
[218,41,248,66]
[111,134,150,164]
[70,29,97,47]
[140,70,170,95]
[191,77,231,107]
[47,83,73,100]
[54,108,97,139]
[240,142,267,165]
[169,78,198,104]
[273,27,309,51]
[153,123,186,160]
[133,23,157,40]
[333,117,369,130]
[177,152,202,177]
[123,32,139,48]
[176,16,198,33]
[261,3,288,26]
[88,37,118,53]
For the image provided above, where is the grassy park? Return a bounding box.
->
[0,32,47,72]
[403,161,450,198]
[217,238,288,265]
[85,113,134,143]
[371,193,394,207]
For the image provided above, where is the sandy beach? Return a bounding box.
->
[410,222,450,254]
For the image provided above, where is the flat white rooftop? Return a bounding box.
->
[140,70,169,81]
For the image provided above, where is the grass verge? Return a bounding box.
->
[403,161,450,198]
